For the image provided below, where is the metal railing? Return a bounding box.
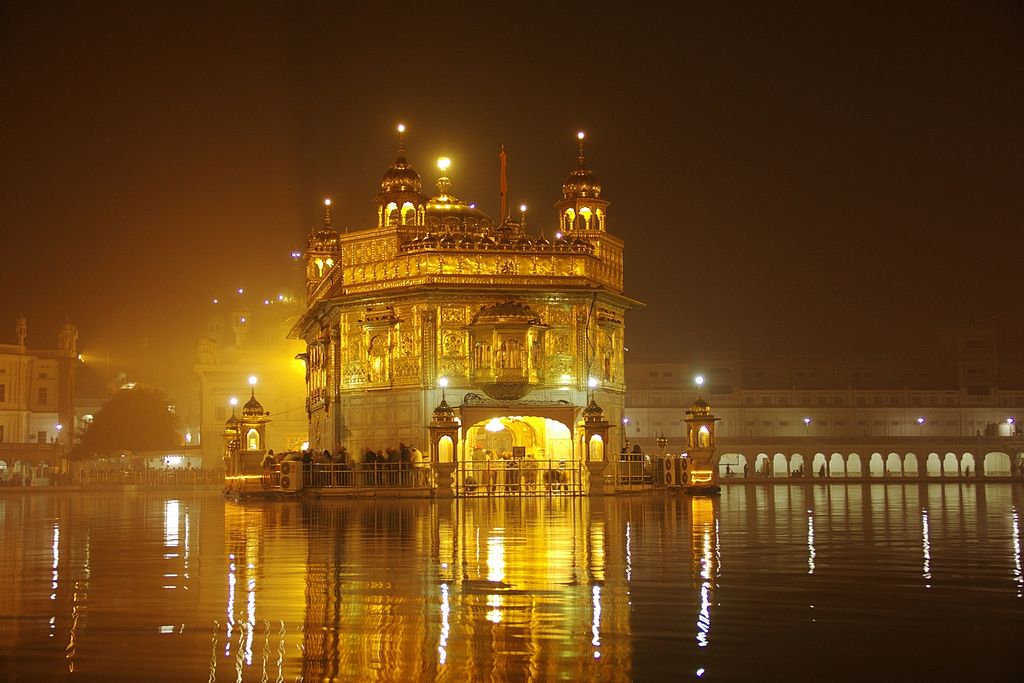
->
[456,458,583,497]
[301,462,432,489]
[608,455,654,490]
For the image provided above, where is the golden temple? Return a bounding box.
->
[290,127,642,491]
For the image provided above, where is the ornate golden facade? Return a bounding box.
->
[291,130,641,463]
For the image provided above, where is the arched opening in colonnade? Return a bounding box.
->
[961,453,977,477]
[755,453,770,478]
[885,452,901,476]
[811,453,828,478]
[926,453,941,477]
[942,453,959,476]
[790,453,806,477]
[0,459,8,482]
[903,453,919,477]
[828,453,846,477]
[718,453,747,479]
[982,452,1010,477]
[772,453,788,478]
[868,453,884,477]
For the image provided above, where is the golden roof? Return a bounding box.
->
[242,389,269,418]
[380,154,422,194]
[562,134,602,199]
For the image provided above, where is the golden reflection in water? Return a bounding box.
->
[691,495,716,665]
[922,508,932,588]
[272,498,633,682]
[1012,507,1022,599]
[807,509,816,575]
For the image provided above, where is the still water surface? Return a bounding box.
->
[1,484,1022,681]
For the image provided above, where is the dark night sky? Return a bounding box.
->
[1,1,1022,388]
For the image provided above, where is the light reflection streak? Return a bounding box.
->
[226,554,236,656]
[487,533,505,582]
[921,508,932,588]
[486,594,503,623]
[165,500,180,547]
[438,583,450,665]
[697,526,711,648]
[51,523,59,600]
[246,565,256,665]
[625,522,632,582]
[591,585,602,658]
[807,510,816,575]
[1012,508,1022,598]
[66,532,89,672]
[276,620,286,683]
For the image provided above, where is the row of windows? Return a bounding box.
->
[0,386,49,403]
[0,427,51,443]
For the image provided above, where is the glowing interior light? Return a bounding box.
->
[578,131,585,140]
[439,377,449,388]
[555,231,563,239]
[237,288,244,294]
[588,377,598,389]
[212,298,219,304]
[248,376,257,386]
[301,441,309,451]
[239,317,246,323]
[485,418,504,432]
[520,204,527,212]
[263,299,270,305]
[324,198,331,206]
[695,375,704,387]
[277,294,284,301]
[437,156,451,172]
[397,123,405,133]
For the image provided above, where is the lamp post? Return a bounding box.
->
[803,417,811,437]
[916,416,925,436]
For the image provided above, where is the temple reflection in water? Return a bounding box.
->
[3,486,1022,679]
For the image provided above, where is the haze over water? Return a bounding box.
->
[1,484,1021,681]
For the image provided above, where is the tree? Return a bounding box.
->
[70,385,180,460]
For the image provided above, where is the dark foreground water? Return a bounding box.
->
[1,484,1022,681]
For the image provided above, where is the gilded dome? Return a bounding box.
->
[582,398,607,423]
[424,175,492,230]
[471,300,543,326]
[242,390,268,418]
[380,155,422,194]
[224,414,240,430]
[687,398,712,416]
[432,398,458,424]
[562,165,602,199]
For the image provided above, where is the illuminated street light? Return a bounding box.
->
[229,397,238,407]
[397,123,405,133]
[248,375,257,386]
[916,416,925,436]
[437,156,451,172]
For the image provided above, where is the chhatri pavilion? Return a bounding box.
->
[289,127,643,493]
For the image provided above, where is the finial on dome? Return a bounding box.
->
[396,123,406,157]
[577,131,586,165]
[436,157,452,196]
[323,198,332,226]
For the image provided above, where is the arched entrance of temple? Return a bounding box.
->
[458,409,583,497]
